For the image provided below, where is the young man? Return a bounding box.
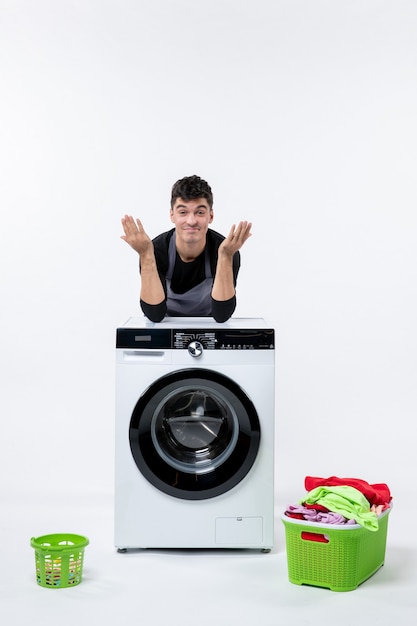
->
[121,175,252,322]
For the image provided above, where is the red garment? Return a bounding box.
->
[284,511,305,520]
[302,502,330,513]
[304,476,392,506]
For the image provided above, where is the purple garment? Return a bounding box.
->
[285,504,356,525]
[316,511,356,525]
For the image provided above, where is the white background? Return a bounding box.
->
[1,1,416,624]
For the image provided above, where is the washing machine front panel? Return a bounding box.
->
[129,368,261,500]
[115,317,275,549]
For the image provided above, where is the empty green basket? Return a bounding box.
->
[31,533,89,589]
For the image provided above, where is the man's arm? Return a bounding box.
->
[211,221,252,301]
[121,215,165,306]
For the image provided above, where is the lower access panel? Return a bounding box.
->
[215,516,263,546]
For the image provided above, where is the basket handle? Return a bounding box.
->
[301,531,329,543]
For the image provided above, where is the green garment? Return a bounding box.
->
[301,485,379,531]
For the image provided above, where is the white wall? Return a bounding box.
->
[1,0,416,506]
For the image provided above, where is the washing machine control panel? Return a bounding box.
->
[174,332,216,350]
[173,329,274,350]
[116,328,274,350]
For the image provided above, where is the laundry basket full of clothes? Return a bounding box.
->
[281,476,392,592]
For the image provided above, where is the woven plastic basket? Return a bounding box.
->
[30,533,89,589]
[281,507,391,592]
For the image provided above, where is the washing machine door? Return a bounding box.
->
[129,368,260,500]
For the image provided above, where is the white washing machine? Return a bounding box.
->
[115,316,275,551]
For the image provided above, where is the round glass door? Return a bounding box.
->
[129,369,260,500]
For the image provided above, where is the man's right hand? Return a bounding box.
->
[120,215,154,256]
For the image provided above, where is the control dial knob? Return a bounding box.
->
[188,340,204,358]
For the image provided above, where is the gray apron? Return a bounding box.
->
[165,232,213,316]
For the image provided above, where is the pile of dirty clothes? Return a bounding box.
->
[284,476,392,532]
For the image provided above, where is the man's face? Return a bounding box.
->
[170,197,213,247]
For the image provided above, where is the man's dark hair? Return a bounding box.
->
[170,175,213,209]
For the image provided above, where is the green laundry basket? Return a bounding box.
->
[30,533,89,588]
[281,506,391,591]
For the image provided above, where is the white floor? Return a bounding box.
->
[2,488,416,626]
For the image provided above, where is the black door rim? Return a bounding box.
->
[129,368,261,500]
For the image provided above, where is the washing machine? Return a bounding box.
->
[115,316,275,551]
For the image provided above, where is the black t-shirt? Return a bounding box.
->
[170,249,207,294]
[140,228,240,322]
